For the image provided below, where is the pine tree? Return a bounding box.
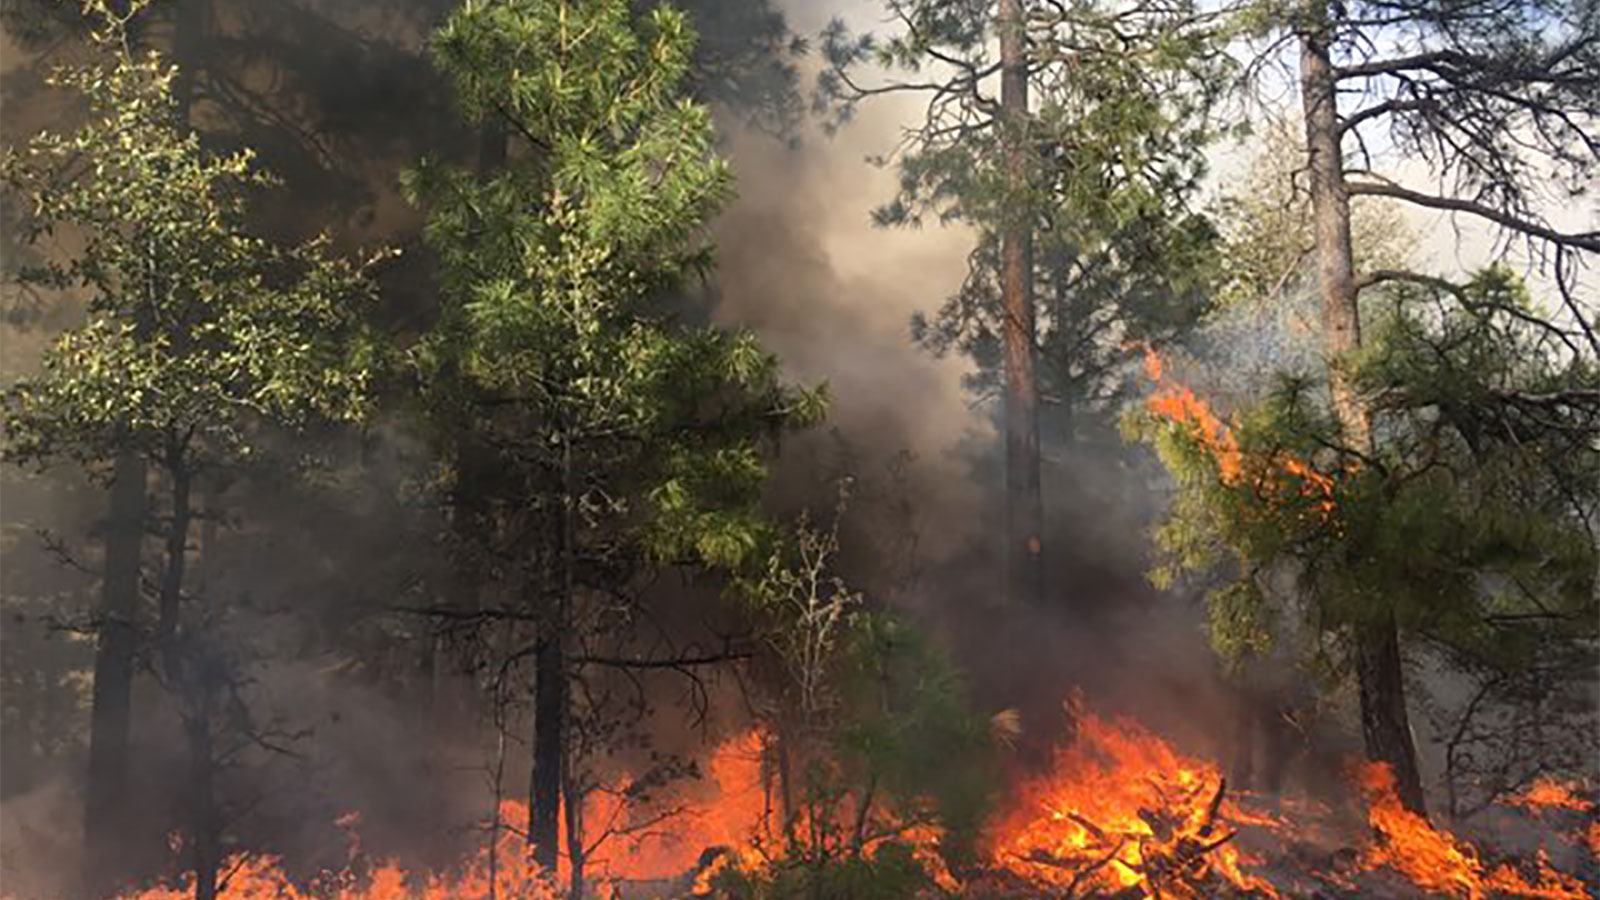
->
[821,0,1232,607]
[405,1,821,892]
[1132,268,1599,819]
[1228,0,1598,815]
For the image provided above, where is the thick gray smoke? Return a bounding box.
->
[698,19,1244,769]
[708,112,986,560]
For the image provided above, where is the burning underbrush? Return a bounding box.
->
[97,700,1596,900]
[978,700,1595,900]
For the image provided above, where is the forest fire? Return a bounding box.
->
[55,699,1600,900]
[986,697,1280,899]
[1136,345,1340,518]
[1355,764,1590,900]
[5,3,1597,900]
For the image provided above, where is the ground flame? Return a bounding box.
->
[93,711,1597,900]
[1507,778,1593,814]
[1357,763,1589,900]
[989,696,1280,899]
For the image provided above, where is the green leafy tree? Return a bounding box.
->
[403,1,821,893]
[1,3,386,896]
[821,0,1233,606]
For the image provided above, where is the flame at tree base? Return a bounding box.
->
[1356,764,1590,900]
[68,700,1597,900]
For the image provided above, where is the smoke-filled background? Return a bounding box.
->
[2,0,1594,898]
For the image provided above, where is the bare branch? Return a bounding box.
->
[1345,180,1600,253]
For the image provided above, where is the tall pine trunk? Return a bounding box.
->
[1298,24,1426,817]
[82,451,146,898]
[998,0,1042,607]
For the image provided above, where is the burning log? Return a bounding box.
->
[1199,777,1228,838]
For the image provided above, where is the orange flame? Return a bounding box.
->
[583,728,771,880]
[1357,763,1589,900]
[1507,778,1592,814]
[1500,778,1600,860]
[989,696,1280,900]
[128,802,557,900]
[121,733,774,900]
[111,728,954,900]
[1140,345,1243,483]
[1136,343,1339,519]
[95,715,1594,900]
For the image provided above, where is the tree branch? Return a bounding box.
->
[1345,181,1600,252]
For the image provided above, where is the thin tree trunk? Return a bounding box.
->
[191,475,221,900]
[1299,24,1425,817]
[83,451,146,899]
[151,457,218,900]
[776,726,794,841]
[998,0,1042,607]
[563,775,584,900]
[530,435,572,874]
[530,634,565,872]
[186,689,218,900]
[157,461,191,644]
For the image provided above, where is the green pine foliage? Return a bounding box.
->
[825,0,1236,440]
[1131,267,1599,677]
[402,0,824,578]
[834,611,996,862]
